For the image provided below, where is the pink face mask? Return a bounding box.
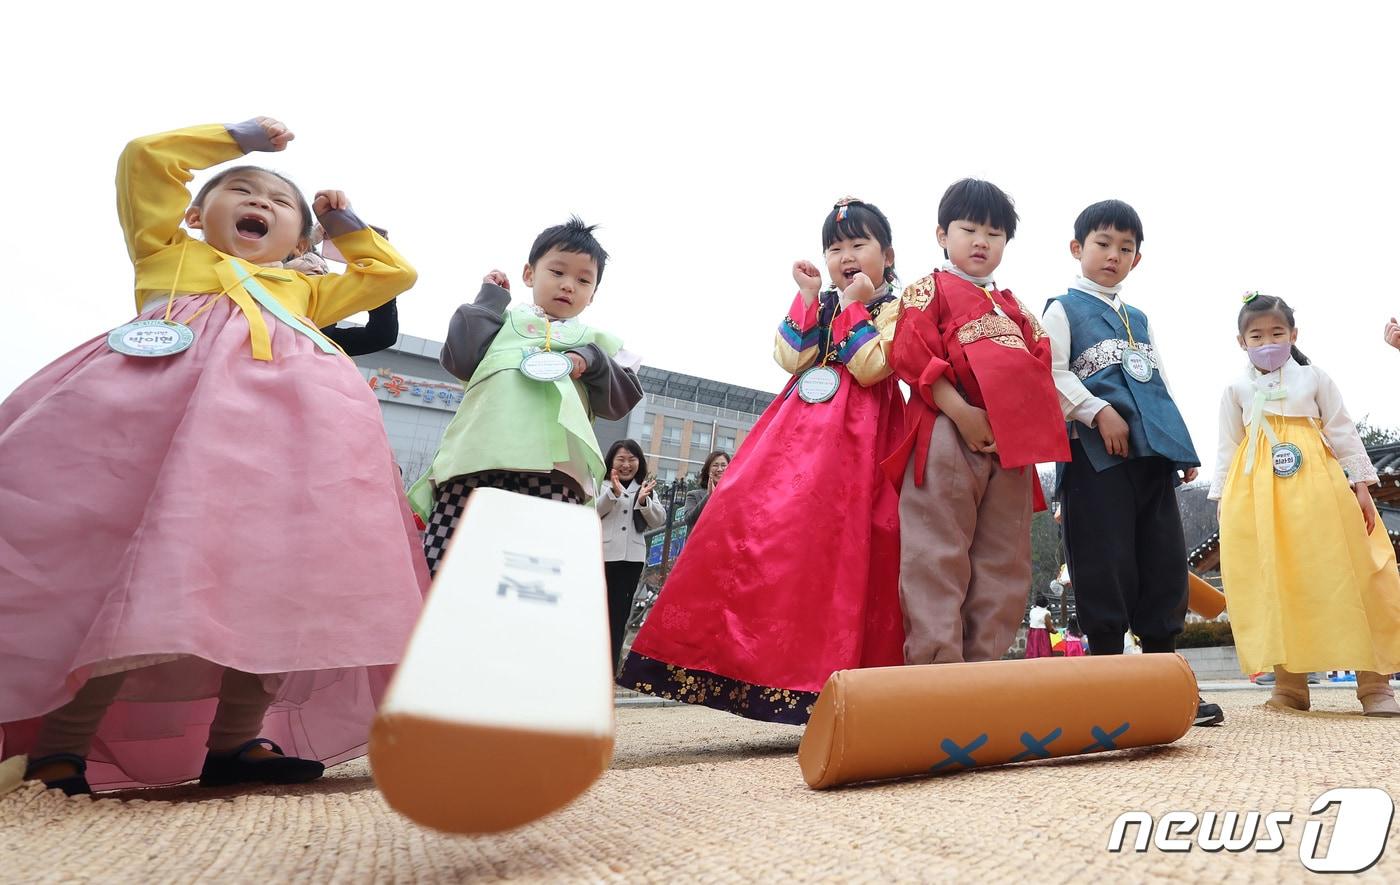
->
[1248,342,1292,372]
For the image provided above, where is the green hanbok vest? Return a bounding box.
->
[408,308,622,517]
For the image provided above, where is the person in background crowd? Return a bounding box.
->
[683,450,730,532]
[597,439,665,672]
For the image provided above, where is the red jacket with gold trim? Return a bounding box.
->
[884,270,1069,494]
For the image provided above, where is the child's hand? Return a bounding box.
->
[1094,405,1130,457]
[952,405,998,454]
[1357,483,1378,535]
[313,190,350,215]
[845,272,876,305]
[1385,317,1400,351]
[610,469,624,497]
[484,270,511,290]
[254,117,295,151]
[1182,467,1198,483]
[567,352,587,379]
[792,261,823,304]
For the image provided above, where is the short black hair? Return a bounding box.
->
[604,438,648,480]
[1035,594,1048,608]
[1073,200,1145,249]
[192,165,314,241]
[528,216,609,285]
[821,199,896,284]
[937,179,1018,240]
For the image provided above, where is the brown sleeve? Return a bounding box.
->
[569,343,644,420]
[440,283,512,381]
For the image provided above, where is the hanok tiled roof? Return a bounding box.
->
[1371,443,1400,505]
[1190,528,1400,576]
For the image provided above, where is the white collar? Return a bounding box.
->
[1069,277,1125,310]
[942,261,995,288]
[1071,275,1124,303]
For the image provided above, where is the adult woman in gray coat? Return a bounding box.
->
[682,450,730,533]
[597,439,665,671]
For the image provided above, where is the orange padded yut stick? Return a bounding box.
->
[1187,572,1227,619]
[799,654,1197,789]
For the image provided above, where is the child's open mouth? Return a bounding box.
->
[236,215,269,239]
[842,268,860,280]
[553,295,574,306]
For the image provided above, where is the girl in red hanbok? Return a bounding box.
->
[617,198,907,724]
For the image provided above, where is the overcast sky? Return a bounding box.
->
[5,1,1398,480]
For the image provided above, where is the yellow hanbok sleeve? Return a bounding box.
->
[115,123,255,264]
[836,296,901,388]
[774,292,821,375]
[305,216,418,327]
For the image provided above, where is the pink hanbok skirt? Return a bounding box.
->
[1025,627,1053,659]
[0,296,428,789]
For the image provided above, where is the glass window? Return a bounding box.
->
[662,418,684,444]
[691,426,712,449]
[640,412,656,442]
[716,427,737,453]
[657,459,681,482]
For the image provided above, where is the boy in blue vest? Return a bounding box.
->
[1042,200,1224,726]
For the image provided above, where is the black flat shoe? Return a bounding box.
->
[199,738,325,787]
[24,753,92,796]
[1193,698,1225,727]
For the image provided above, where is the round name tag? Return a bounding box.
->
[1272,442,1303,478]
[1122,347,1153,383]
[519,349,573,382]
[107,319,195,358]
[797,365,841,404]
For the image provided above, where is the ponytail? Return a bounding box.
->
[1290,344,1310,366]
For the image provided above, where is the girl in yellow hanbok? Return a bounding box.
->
[1211,293,1400,716]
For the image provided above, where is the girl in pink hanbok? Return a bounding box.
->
[0,117,427,794]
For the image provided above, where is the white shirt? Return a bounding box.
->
[1041,284,1178,434]
[1028,606,1051,629]
[1209,358,1377,499]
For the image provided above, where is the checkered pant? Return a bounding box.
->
[423,471,583,577]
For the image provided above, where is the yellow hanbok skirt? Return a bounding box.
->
[1220,415,1400,674]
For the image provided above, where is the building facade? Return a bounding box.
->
[349,334,777,488]
[600,367,776,483]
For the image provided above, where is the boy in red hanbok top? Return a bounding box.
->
[887,179,1070,665]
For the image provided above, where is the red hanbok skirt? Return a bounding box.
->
[618,367,906,724]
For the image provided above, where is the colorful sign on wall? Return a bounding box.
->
[361,368,464,411]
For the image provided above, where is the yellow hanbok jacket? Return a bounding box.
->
[119,121,415,360]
